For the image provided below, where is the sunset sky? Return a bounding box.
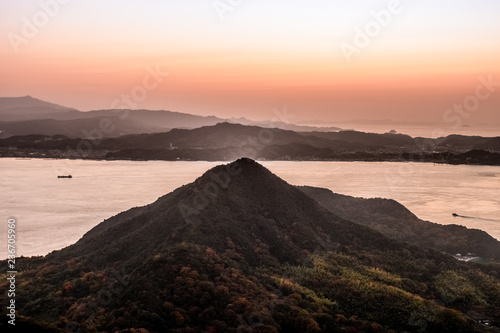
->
[1,0,499,127]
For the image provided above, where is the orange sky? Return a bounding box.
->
[1,0,499,126]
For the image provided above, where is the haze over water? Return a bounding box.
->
[1,158,499,258]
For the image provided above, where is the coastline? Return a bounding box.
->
[2,148,500,166]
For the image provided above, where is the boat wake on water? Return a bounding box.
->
[452,213,500,222]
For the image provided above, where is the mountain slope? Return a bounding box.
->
[98,122,365,151]
[0,96,75,114]
[1,159,500,332]
[0,97,343,133]
[52,158,392,268]
[58,109,225,130]
[475,137,500,152]
[0,117,165,138]
[305,130,417,148]
[300,186,500,259]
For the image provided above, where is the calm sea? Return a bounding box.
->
[1,158,499,258]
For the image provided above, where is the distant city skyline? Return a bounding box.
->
[1,0,499,125]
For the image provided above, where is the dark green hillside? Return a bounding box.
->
[1,159,499,332]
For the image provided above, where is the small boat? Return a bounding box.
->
[58,175,72,179]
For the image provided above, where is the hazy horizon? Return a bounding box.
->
[1,1,500,127]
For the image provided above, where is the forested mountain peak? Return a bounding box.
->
[3,159,500,332]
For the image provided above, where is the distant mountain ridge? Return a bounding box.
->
[0,96,342,137]
[0,96,76,115]
[1,97,499,164]
[98,122,368,151]
[2,122,500,163]
[0,117,166,138]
